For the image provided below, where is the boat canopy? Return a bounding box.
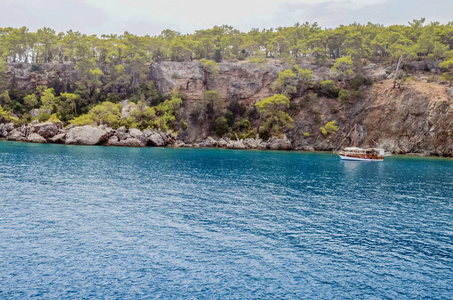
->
[343,147,365,151]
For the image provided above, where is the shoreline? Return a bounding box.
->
[1,121,452,158]
[2,137,452,159]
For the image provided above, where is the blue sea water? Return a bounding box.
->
[0,141,452,299]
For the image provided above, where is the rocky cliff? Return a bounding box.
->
[2,61,453,156]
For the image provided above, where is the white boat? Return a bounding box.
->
[337,124,385,161]
[338,147,384,161]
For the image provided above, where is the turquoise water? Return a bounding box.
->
[0,141,452,299]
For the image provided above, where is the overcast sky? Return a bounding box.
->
[1,0,452,36]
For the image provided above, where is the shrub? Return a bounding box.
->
[353,89,363,100]
[303,132,310,137]
[313,80,339,98]
[47,113,59,123]
[338,89,350,102]
[224,111,235,126]
[214,117,229,136]
[320,120,339,136]
[312,106,322,123]
[259,129,270,141]
[0,104,18,122]
[199,59,219,76]
[240,130,256,139]
[180,119,188,130]
[37,112,51,123]
[329,105,338,114]
[31,64,41,72]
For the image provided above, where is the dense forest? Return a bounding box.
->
[1,18,453,139]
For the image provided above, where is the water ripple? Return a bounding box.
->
[0,142,452,299]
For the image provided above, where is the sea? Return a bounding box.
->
[0,141,452,299]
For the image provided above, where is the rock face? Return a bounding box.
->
[6,129,26,141]
[147,131,165,146]
[1,61,453,156]
[0,123,15,138]
[65,125,108,145]
[114,138,145,147]
[28,133,47,143]
[267,136,292,150]
[33,122,59,138]
[48,133,66,144]
[150,61,286,103]
[128,128,148,144]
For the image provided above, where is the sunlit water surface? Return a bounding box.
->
[0,141,452,299]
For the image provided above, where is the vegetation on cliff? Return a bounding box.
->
[0,18,452,143]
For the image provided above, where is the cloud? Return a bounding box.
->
[0,0,109,34]
[269,0,452,29]
[0,0,452,35]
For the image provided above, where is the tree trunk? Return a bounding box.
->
[393,55,403,89]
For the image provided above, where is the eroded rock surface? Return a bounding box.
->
[65,125,108,145]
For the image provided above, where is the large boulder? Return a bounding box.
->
[6,129,26,141]
[33,122,59,138]
[128,128,148,144]
[106,135,119,145]
[267,136,292,150]
[48,133,66,144]
[65,125,108,145]
[28,133,47,143]
[148,132,165,146]
[217,138,229,148]
[243,138,266,149]
[227,140,246,149]
[199,136,218,147]
[114,138,145,147]
[0,123,15,138]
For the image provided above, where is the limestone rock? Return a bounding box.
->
[121,100,136,118]
[267,136,292,150]
[448,87,453,97]
[28,133,47,143]
[148,132,165,146]
[107,135,119,145]
[173,140,185,147]
[117,126,127,133]
[29,108,51,118]
[33,122,59,138]
[217,138,229,148]
[48,133,66,144]
[6,129,26,141]
[200,136,218,147]
[128,128,148,144]
[114,138,145,147]
[0,123,15,138]
[65,125,108,145]
[227,140,246,149]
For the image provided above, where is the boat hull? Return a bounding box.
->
[339,155,383,161]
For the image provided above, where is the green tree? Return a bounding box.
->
[273,69,297,97]
[294,66,314,98]
[320,120,339,136]
[255,94,293,136]
[23,93,38,109]
[331,56,354,84]
[439,58,453,86]
[214,117,229,136]
[40,88,60,112]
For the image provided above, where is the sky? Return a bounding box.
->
[1,0,452,36]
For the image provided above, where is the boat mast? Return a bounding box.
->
[353,124,357,148]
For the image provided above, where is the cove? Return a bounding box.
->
[0,141,452,298]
